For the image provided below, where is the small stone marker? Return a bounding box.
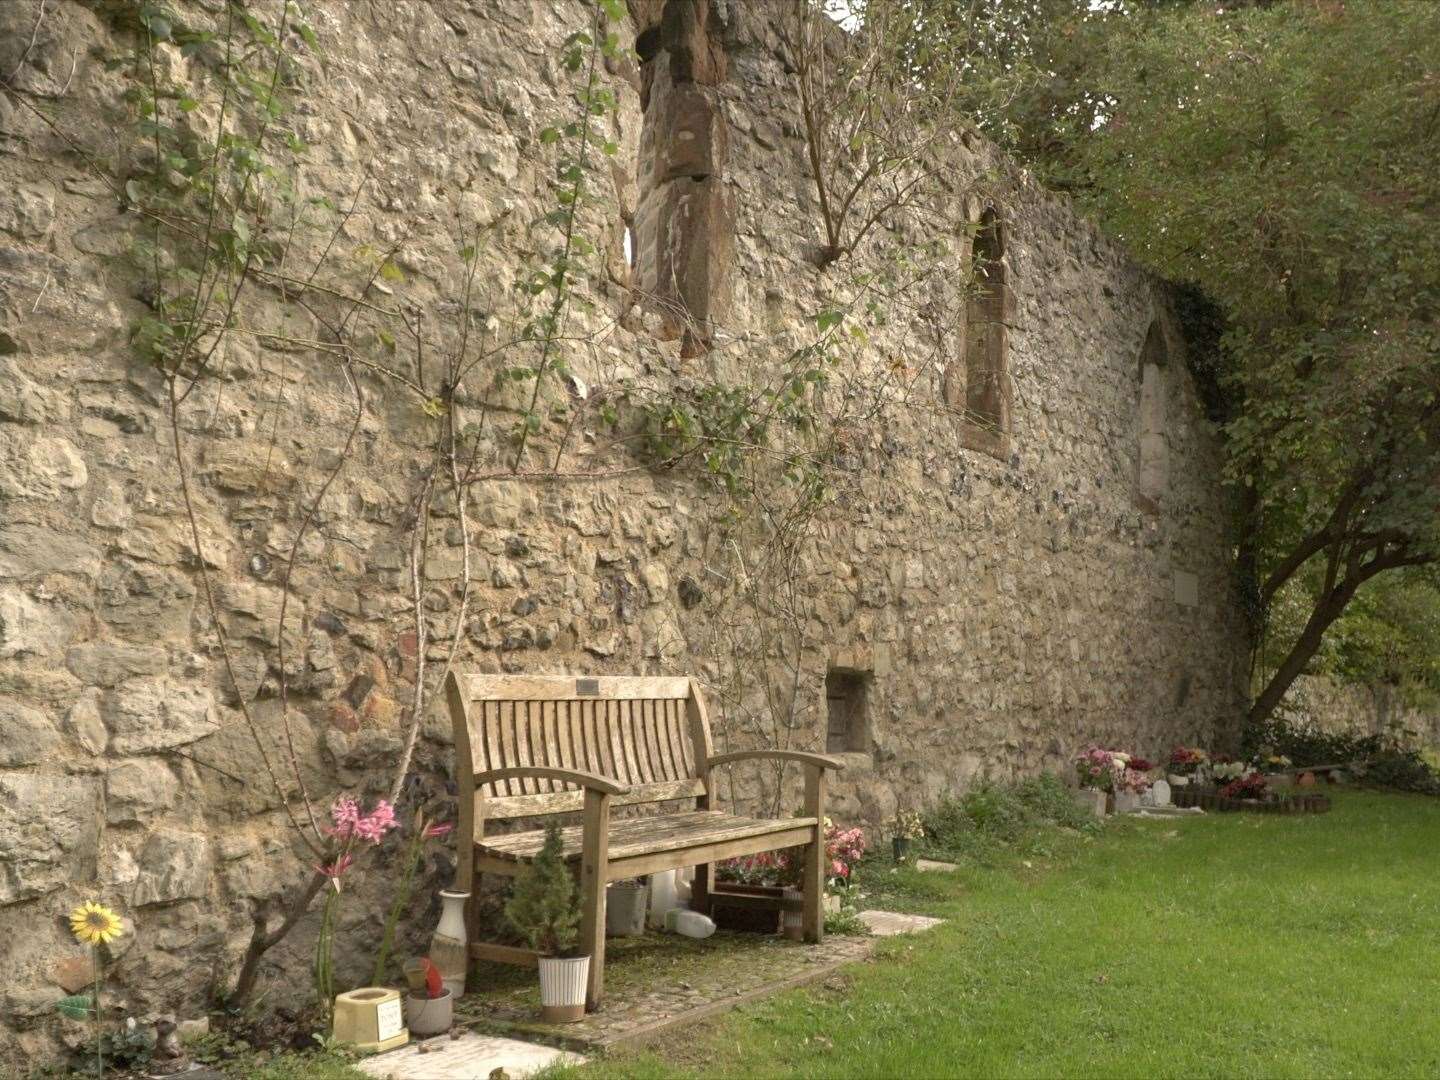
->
[356,1032,583,1080]
[1074,788,1107,819]
[1143,779,1171,808]
[857,910,944,937]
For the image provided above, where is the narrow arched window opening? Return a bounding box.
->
[1136,320,1169,511]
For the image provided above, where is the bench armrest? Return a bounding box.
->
[473,766,630,796]
[706,750,846,772]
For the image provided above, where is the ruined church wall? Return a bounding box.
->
[0,0,1247,1052]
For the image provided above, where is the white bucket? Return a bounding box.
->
[537,956,589,1023]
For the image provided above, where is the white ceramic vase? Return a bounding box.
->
[429,889,469,999]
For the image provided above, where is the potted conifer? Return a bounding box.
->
[505,821,588,1023]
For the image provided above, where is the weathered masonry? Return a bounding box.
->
[0,0,1248,1052]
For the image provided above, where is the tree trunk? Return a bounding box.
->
[1248,577,1362,727]
[227,869,328,1011]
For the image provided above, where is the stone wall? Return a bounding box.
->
[0,0,1248,1056]
[1285,676,1440,749]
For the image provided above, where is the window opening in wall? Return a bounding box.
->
[1136,320,1169,510]
[965,208,1008,432]
[825,669,869,754]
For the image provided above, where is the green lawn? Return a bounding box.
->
[562,791,1440,1079]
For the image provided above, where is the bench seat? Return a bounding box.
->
[478,810,819,866]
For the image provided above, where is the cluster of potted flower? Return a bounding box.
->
[1219,771,1269,801]
[892,809,924,862]
[1075,747,1154,812]
[1166,746,1208,786]
[713,819,868,938]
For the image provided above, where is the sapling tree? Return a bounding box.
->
[503,822,580,958]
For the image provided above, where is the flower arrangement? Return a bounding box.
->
[314,795,400,1017]
[1254,751,1293,772]
[716,849,796,888]
[1220,772,1268,800]
[825,819,867,884]
[61,901,125,1077]
[1075,746,1122,792]
[894,809,924,841]
[1168,746,1209,777]
[717,820,867,890]
[1117,766,1154,795]
[1210,758,1247,784]
[1075,747,1153,793]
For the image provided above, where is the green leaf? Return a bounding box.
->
[56,995,93,1021]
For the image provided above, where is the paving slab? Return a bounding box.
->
[457,932,874,1052]
[915,858,959,873]
[856,910,944,937]
[357,1032,582,1080]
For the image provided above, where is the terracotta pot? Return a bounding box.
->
[538,956,589,1024]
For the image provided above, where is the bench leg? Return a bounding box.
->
[802,766,827,943]
[580,789,610,1011]
[691,862,711,914]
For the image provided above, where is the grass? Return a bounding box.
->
[558,790,1440,1079]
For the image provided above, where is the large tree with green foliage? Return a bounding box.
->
[1007,0,1440,726]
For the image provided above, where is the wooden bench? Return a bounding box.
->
[445,673,844,1010]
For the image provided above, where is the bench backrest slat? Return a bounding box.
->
[448,673,709,820]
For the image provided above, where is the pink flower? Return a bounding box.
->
[424,821,454,839]
[326,795,400,844]
[328,795,361,839]
[352,799,398,844]
[316,852,354,879]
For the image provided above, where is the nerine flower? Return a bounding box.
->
[327,796,399,844]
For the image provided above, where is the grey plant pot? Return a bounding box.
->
[403,987,453,1037]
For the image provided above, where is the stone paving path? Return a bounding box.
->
[356,1032,582,1079]
[459,935,876,1052]
[365,913,945,1073]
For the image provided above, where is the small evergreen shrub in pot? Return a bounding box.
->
[505,822,587,1023]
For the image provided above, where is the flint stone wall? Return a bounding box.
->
[1286,676,1440,749]
[0,0,1248,1055]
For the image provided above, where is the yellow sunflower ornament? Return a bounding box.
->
[70,901,124,947]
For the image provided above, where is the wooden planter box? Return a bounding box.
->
[708,882,802,934]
